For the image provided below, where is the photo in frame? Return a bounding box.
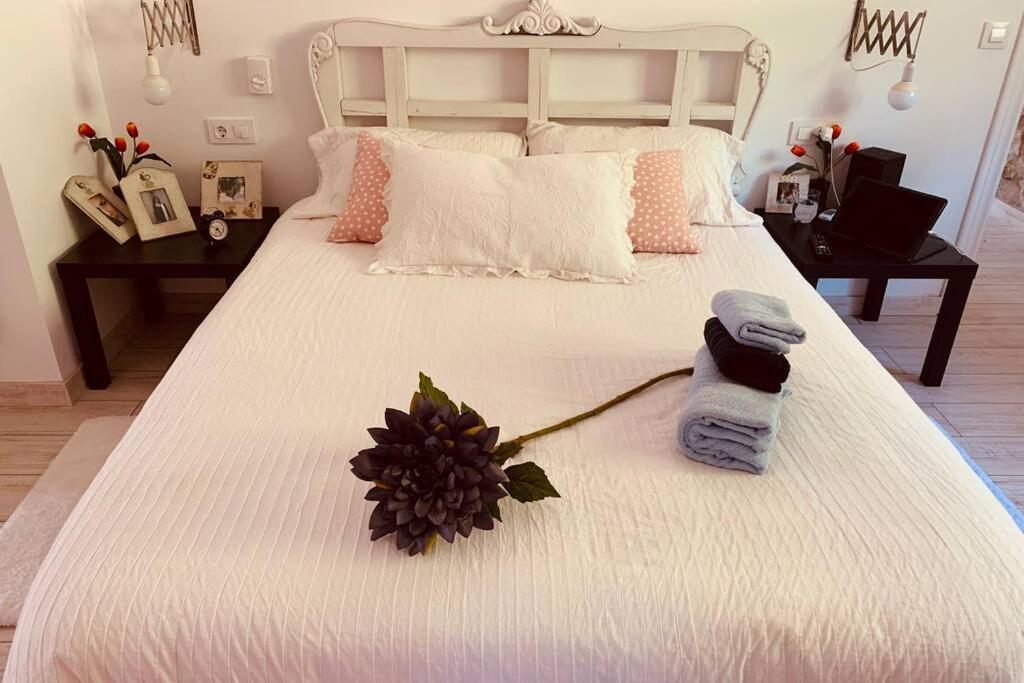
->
[200,160,263,220]
[765,171,811,214]
[119,167,195,241]
[62,175,137,244]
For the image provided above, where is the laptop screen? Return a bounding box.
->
[832,179,948,260]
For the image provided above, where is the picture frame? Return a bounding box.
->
[119,167,195,241]
[765,171,811,214]
[200,160,263,220]
[62,176,137,244]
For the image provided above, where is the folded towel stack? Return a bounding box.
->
[679,290,807,474]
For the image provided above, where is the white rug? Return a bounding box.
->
[0,416,132,626]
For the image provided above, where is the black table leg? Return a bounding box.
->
[920,276,974,387]
[136,278,164,322]
[860,278,888,321]
[59,273,111,389]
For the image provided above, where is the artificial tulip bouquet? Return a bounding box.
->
[784,123,861,206]
[351,369,693,556]
[77,121,171,184]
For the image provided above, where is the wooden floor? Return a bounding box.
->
[844,200,1024,510]
[1,202,1022,673]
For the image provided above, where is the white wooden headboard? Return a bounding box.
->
[308,0,770,141]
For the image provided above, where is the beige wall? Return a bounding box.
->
[0,0,136,382]
[82,0,1022,298]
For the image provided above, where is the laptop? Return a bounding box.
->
[825,178,948,262]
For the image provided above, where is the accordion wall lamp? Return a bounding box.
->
[139,0,201,105]
[845,0,927,110]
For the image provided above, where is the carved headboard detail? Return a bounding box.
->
[308,1,770,143]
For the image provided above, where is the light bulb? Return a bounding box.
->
[141,53,172,105]
[888,61,919,111]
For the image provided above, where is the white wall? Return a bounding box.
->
[0,0,136,382]
[85,0,1021,297]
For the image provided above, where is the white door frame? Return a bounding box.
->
[956,18,1024,257]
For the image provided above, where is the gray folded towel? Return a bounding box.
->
[678,346,786,474]
[711,289,807,353]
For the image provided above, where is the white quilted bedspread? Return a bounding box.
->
[6,212,1024,682]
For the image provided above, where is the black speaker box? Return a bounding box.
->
[844,147,906,199]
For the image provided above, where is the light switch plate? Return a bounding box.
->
[788,119,834,146]
[246,55,273,95]
[980,20,1011,49]
[205,117,257,144]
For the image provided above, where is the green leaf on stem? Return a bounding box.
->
[783,162,817,176]
[486,500,502,522]
[135,152,171,167]
[417,372,457,412]
[459,401,485,425]
[90,138,125,179]
[492,441,522,465]
[503,461,560,503]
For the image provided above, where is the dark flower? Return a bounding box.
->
[126,121,139,138]
[350,394,508,556]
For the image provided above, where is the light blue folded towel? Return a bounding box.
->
[678,346,787,474]
[711,289,807,353]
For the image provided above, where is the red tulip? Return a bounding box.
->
[830,124,843,140]
[790,145,807,157]
[136,140,151,154]
[77,122,96,138]
[844,141,861,155]
[126,121,139,138]
[114,137,127,152]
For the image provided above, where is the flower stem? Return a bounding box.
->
[509,366,694,446]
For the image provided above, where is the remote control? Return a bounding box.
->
[810,232,833,261]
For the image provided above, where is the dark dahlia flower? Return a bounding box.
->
[350,395,509,556]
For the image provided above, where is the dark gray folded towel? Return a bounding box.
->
[677,346,787,474]
[704,317,789,393]
[711,289,807,353]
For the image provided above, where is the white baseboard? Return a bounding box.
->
[0,306,142,407]
[164,292,221,315]
[992,198,1024,224]
[824,294,941,317]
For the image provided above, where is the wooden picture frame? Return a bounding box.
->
[765,171,810,214]
[120,167,195,241]
[62,176,137,244]
[200,160,263,220]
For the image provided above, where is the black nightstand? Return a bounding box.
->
[57,206,279,390]
[761,212,978,387]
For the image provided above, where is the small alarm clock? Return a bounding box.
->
[197,210,229,245]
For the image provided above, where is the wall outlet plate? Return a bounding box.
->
[205,117,256,144]
[788,119,834,146]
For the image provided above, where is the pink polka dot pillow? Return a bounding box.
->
[326,133,389,243]
[628,150,699,254]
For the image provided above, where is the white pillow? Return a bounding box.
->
[525,120,761,228]
[370,142,640,284]
[291,127,528,219]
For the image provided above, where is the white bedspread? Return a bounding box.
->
[7,212,1024,682]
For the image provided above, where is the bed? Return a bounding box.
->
[7,5,1024,682]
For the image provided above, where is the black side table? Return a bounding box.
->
[57,206,279,389]
[762,213,978,387]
